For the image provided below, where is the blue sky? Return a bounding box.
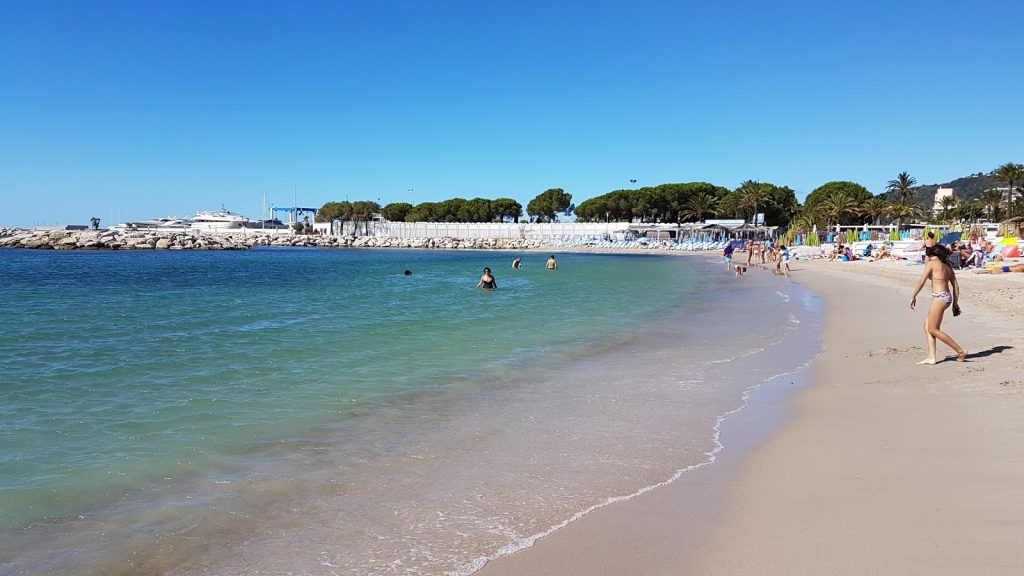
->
[2,0,1021,227]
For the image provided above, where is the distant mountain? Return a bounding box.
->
[879,172,1005,205]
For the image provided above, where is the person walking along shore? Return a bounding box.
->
[910,244,967,365]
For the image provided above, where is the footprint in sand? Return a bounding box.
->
[863,346,918,359]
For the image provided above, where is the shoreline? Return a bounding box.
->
[463,343,819,576]
[475,258,1024,575]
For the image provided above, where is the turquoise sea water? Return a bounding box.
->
[1,248,821,575]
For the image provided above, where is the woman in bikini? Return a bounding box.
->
[910,244,967,365]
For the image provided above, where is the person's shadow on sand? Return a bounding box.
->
[963,345,1013,360]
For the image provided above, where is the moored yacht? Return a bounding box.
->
[190,210,250,230]
[109,217,192,232]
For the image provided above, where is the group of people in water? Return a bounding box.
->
[471,234,1017,366]
[476,255,558,290]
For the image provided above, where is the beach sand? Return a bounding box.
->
[477,258,1024,575]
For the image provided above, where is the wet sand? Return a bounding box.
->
[477,258,1024,575]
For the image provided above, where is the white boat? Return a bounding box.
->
[190,210,250,230]
[110,217,192,232]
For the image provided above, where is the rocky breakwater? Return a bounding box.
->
[0,228,553,251]
[0,229,251,250]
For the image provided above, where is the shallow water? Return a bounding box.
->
[0,248,821,575]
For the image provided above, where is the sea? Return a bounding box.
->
[0,247,822,576]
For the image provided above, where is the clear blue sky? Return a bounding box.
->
[2,0,1021,227]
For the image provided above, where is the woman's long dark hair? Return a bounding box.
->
[926,244,953,267]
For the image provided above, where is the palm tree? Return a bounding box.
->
[679,192,718,223]
[886,171,918,209]
[859,197,891,225]
[992,162,1024,217]
[888,202,921,230]
[819,190,859,229]
[956,202,984,223]
[735,180,771,224]
[980,189,1004,221]
[791,211,818,232]
[939,195,958,223]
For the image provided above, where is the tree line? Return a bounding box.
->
[315,188,571,225]
[315,162,1023,230]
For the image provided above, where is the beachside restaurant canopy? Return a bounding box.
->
[729,223,776,238]
[626,222,776,242]
[1000,216,1024,237]
[629,224,686,240]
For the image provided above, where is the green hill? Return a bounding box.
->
[879,172,1005,206]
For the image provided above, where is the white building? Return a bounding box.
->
[985,186,1022,201]
[933,187,955,214]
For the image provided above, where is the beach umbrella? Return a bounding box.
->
[939,231,962,245]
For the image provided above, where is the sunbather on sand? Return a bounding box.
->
[974,263,1024,274]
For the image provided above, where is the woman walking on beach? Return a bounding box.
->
[910,244,967,365]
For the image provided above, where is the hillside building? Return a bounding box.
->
[984,186,1022,202]
[932,186,955,215]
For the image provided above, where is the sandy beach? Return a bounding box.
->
[478,257,1024,575]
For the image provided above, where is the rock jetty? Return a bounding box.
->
[0,228,554,251]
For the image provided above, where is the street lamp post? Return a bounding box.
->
[630,179,637,188]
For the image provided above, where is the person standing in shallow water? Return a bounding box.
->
[910,244,967,365]
[476,267,497,290]
[546,255,557,269]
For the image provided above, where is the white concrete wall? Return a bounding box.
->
[329,221,630,240]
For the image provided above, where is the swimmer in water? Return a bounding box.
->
[476,267,497,290]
